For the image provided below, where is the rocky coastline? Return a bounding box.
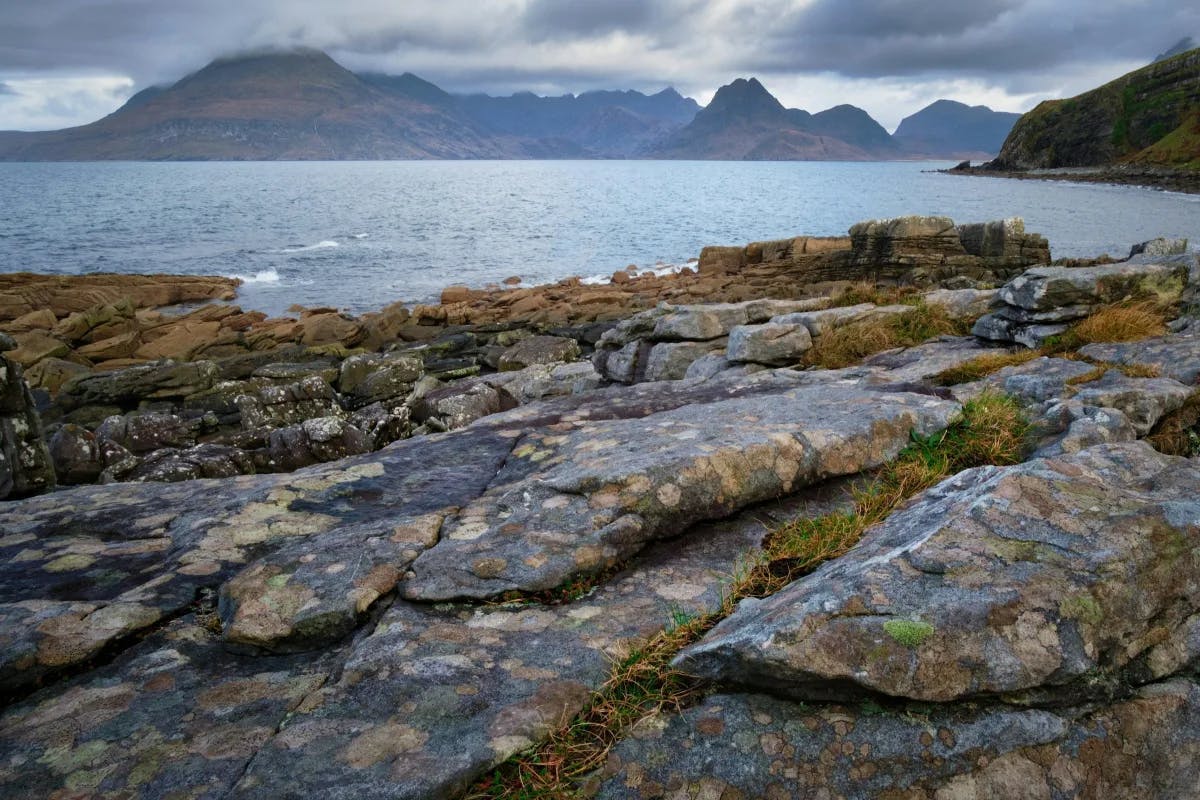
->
[2,216,1200,799]
[943,161,1200,195]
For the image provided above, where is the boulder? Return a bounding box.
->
[1080,327,1200,385]
[265,417,373,472]
[58,360,218,409]
[677,443,1200,705]
[22,357,89,393]
[998,262,1189,312]
[1130,237,1189,258]
[103,443,256,483]
[496,335,581,371]
[0,353,56,498]
[727,321,812,365]
[75,330,142,361]
[134,320,223,361]
[337,352,423,406]
[1068,370,1192,435]
[95,412,202,454]
[6,330,69,368]
[643,340,725,381]
[236,375,342,430]
[52,298,136,344]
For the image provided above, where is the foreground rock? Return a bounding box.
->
[594,681,1200,799]
[677,442,1200,705]
[0,336,55,499]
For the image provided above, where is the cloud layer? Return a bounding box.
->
[1,0,1197,131]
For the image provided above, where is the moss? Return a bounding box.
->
[883,619,935,648]
[1060,593,1104,626]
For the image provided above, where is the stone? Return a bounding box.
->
[922,287,999,319]
[1080,327,1200,385]
[236,375,342,430]
[1130,237,1188,258]
[336,352,423,408]
[403,378,958,602]
[76,330,142,361]
[0,333,14,352]
[0,273,238,322]
[997,262,1189,312]
[103,443,256,483]
[22,357,90,393]
[643,340,725,381]
[595,681,1200,800]
[6,330,69,368]
[651,304,752,341]
[58,360,219,409]
[1068,370,1192,435]
[727,321,812,365]
[95,412,201,454]
[296,312,366,348]
[677,443,1200,705]
[47,424,105,484]
[1032,401,1139,457]
[0,353,56,499]
[773,304,893,338]
[496,335,581,371]
[264,417,373,472]
[412,380,509,431]
[952,357,1097,405]
[860,336,1013,383]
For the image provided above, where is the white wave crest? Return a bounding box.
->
[227,267,281,285]
[350,233,369,239]
[276,240,340,254]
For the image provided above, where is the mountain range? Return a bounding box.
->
[0,48,1020,162]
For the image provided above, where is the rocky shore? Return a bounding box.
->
[943,162,1200,195]
[1,216,1199,799]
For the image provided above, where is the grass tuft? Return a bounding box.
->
[804,303,969,369]
[828,281,922,308]
[932,350,1041,386]
[466,393,1029,799]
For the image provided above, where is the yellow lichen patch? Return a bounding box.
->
[43,553,96,573]
[340,722,429,769]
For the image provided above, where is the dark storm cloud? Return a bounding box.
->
[523,0,657,38]
[741,0,1200,82]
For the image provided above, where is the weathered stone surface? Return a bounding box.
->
[652,304,755,341]
[58,360,219,409]
[1069,370,1192,435]
[972,312,1070,347]
[236,375,342,430]
[0,272,238,322]
[951,356,1097,404]
[337,352,423,407]
[1130,237,1189,258]
[1032,401,1139,457]
[21,357,89,393]
[1080,327,1200,384]
[403,380,958,602]
[677,443,1200,705]
[643,340,725,381]
[103,443,256,484]
[594,681,1200,800]
[859,336,1012,383]
[496,334,581,371]
[264,416,372,472]
[998,262,1189,312]
[485,361,603,405]
[727,322,812,365]
[0,353,55,499]
[921,287,998,318]
[5,330,69,368]
[95,412,201,454]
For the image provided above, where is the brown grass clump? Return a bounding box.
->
[1050,300,1169,350]
[932,350,1041,386]
[468,394,1029,799]
[828,281,921,309]
[803,303,968,369]
[1146,393,1200,456]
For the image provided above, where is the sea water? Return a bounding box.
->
[2,160,1198,317]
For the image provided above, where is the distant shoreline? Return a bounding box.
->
[941,164,1200,195]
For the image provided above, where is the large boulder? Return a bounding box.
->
[997,262,1189,312]
[496,335,581,371]
[57,359,218,409]
[677,443,1200,705]
[0,351,55,499]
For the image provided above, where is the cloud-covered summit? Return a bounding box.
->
[1,0,1197,131]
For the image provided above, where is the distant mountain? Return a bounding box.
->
[451,87,700,157]
[0,48,524,160]
[990,45,1200,171]
[649,77,888,160]
[893,100,1021,158]
[1156,37,1197,63]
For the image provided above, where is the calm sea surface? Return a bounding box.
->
[2,160,1198,317]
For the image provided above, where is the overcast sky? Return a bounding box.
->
[1,0,1196,132]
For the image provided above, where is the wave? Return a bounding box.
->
[227,267,281,285]
[275,240,340,254]
[350,233,370,239]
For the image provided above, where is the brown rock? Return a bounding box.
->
[7,331,69,367]
[440,285,473,304]
[135,321,222,360]
[502,276,522,286]
[5,309,57,332]
[77,331,142,361]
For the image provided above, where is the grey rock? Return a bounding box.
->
[57,359,219,409]
[0,353,56,499]
[726,321,812,365]
[1032,401,1138,457]
[1080,327,1200,384]
[643,340,725,381]
[677,443,1200,705]
[95,411,201,454]
[1069,370,1192,435]
[952,356,1096,405]
[1130,237,1188,258]
[497,335,581,371]
[997,262,1190,312]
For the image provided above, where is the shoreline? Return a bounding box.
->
[941,164,1200,195]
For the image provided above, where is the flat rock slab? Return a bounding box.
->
[1080,327,1200,385]
[951,356,1096,404]
[0,483,859,800]
[403,383,958,602]
[593,681,1200,800]
[677,443,1200,705]
[1069,370,1192,435]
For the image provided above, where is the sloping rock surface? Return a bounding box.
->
[677,442,1200,705]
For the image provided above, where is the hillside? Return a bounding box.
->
[0,49,525,161]
[649,77,883,160]
[893,99,1021,157]
[989,46,1200,171]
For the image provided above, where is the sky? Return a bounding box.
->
[0,0,1197,132]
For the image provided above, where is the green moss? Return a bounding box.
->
[883,619,935,648]
[1060,593,1104,626]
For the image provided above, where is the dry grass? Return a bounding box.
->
[1147,393,1200,456]
[1044,300,1170,353]
[468,394,1029,799]
[828,281,921,308]
[803,303,969,369]
[932,350,1041,386]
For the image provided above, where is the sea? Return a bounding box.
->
[3,160,1198,318]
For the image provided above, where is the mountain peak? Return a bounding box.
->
[703,77,786,121]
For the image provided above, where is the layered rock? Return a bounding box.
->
[676,443,1200,705]
[974,258,1193,346]
[0,273,239,322]
[0,335,55,499]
